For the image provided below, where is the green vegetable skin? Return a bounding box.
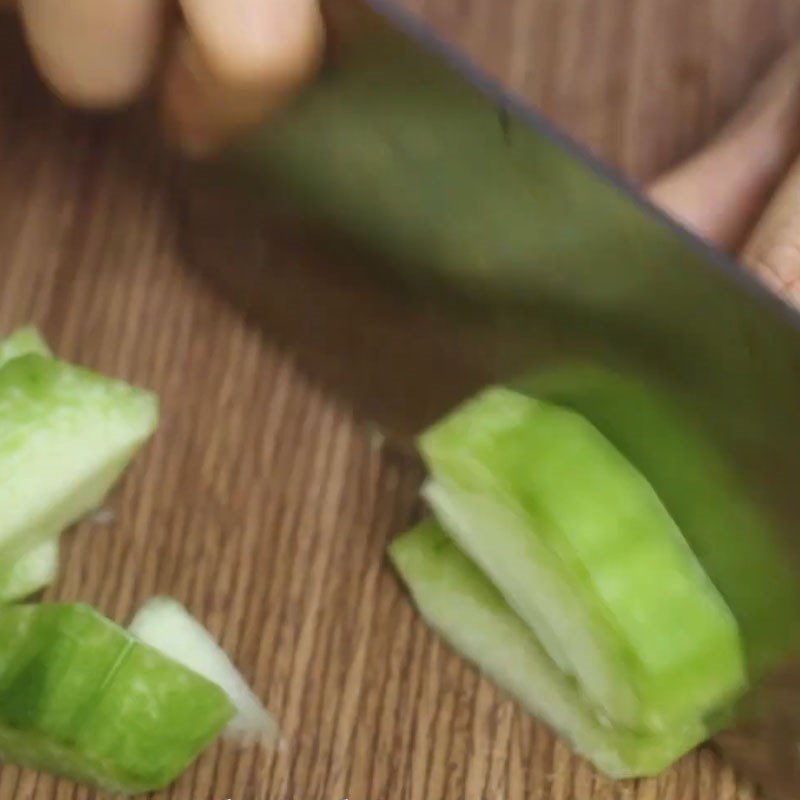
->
[0,604,234,793]
[522,364,800,679]
[419,388,746,735]
[0,541,59,605]
[0,327,59,602]
[390,521,707,778]
[130,597,280,743]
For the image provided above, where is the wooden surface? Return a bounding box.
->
[1,1,800,798]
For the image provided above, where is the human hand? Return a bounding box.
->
[649,44,800,297]
[7,0,799,263]
[5,0,324,156]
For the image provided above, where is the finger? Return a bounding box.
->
[18,0,166,108]
[648,44,800,252]
[161,29,291,157]
[179,0,324,89]
[162,0,324,160]
[741,153,800,302]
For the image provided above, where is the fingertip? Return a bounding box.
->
[180,0,325,91]
[161,29,284,159]
[165,0,326,156]
[19,0,165,109]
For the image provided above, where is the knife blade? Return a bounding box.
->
[178,1,800,794]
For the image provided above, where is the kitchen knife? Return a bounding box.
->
[178,1,800,795]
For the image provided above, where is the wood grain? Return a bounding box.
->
[0,1,799,798]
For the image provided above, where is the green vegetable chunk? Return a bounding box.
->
[0,326,51,365]
[0,540,59,604]
[420,387,746,733]
[523,364,800,680]
[390,521,707,778]
[130,597,280,743]
[0,327,59,602]
[0,604,234,793]
[0,354,158,562]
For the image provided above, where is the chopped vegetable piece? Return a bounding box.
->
[0,605,44,691]
[0,605,132,739]
[0,540,59,603]
[523,364,800,679]
[390,520,707,778]
[420,387,746,733]
[76,643,234,791]
[130,597,280,743]
[0,354,158,562]
[0,604,234,794]
[0,328,58,602]
[0,326,51,363]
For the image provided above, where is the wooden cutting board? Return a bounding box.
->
[0,2,799,798]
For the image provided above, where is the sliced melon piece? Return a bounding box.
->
[0,605,132,739]
[0,540,59,604]
[0,354,158,562]
[0,604,234,794]
[390,520,707,778]
[0,327,58,601]
[0,605,45,691]
[0,326,51,363]
[130,597,279,743]
[420,387,745,733]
